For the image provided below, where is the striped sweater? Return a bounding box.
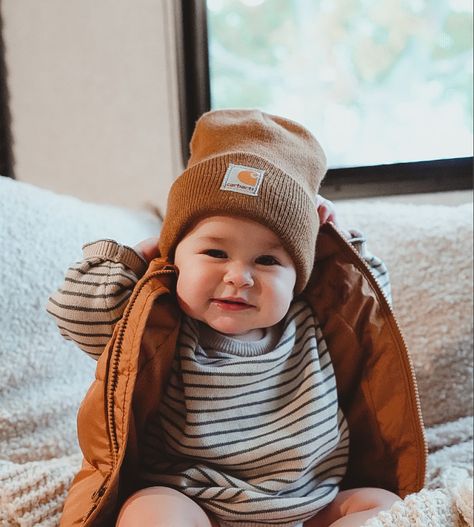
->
[47,234,391,526]
[139,305,349,526]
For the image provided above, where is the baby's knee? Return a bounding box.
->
[342,487,401,515]
[116,486,213,527]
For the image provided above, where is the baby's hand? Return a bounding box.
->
[315,195,350,238]
[315,195,337,225]
[134,237,161,264]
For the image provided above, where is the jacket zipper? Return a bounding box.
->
[83,268,176,524]
[83,478,109,522]
[107,268,176,462]
[330,223,428,486]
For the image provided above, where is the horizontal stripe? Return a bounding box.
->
[59,332,108,348]
[85,350,102,358]
[164,373,335,422]
[159,437,349,495]
[159,394,338,453]
[160,372,336,430]
[46,308,122,326]
[166,342,330,391]
[55,324,112,339]
[64,274,134,287]
[160,411,341,473]
[48,294,130,313]
[202,484,337,518]
[57,285,131,299]
[70,263,137,276]
[165,348,331,405]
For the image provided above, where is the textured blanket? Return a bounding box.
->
[1,418,472,526]
[1,178,472,526]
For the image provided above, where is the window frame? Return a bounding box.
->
[177,0,473,199]
[0,9,14,179]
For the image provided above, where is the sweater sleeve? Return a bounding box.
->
[46,239,148,360]
[347,230,392,305]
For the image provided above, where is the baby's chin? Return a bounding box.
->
[176,301,268,341]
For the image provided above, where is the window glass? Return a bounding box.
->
[207,0,473,167]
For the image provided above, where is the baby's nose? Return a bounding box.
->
[223,264,254,288]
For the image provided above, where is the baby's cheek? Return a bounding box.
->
[276,284,295,314]
[175,276,191,311]
[175,272,208,320]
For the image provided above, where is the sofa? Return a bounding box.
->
[0,176,472,526]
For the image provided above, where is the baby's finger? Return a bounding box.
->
[318,204,337,224]
[318,206,331,224]
[134,237,161,263]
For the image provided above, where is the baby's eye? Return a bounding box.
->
[203,249,227,259]
[256,255,280,266]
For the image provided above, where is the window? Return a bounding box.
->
[179,0,473,197]
[207,0,473,167]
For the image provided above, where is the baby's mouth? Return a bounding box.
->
[211,298,254,310]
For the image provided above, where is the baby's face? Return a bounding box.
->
[174,215,296,340]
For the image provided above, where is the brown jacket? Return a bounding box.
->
[60,224,426,526]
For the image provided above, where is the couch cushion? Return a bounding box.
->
[337,198,473,427]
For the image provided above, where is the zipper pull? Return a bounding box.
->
[91,483,107,501]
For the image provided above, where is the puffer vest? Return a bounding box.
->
[59,224,427,526]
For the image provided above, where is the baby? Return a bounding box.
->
[48,110,425,527]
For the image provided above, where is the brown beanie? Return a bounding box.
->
[159,109,327,294]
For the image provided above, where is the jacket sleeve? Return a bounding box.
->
[347,230,392,305]
[46,239,148,360]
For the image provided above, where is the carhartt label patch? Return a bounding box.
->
[220,164,265,196]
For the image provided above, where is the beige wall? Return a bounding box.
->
[2,0,183,212]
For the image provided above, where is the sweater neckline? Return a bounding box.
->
[197,321,281,357]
